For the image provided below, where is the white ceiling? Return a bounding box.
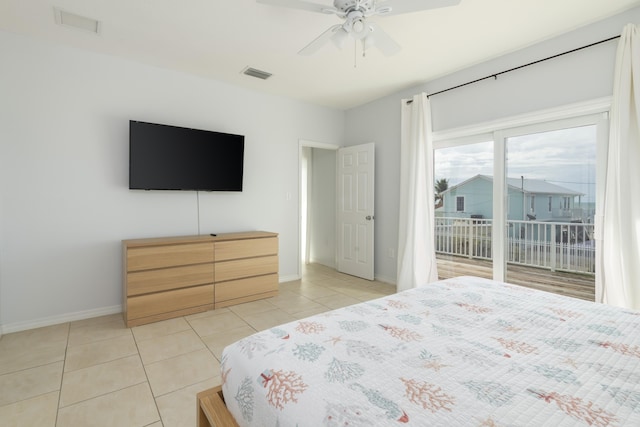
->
[1,0,639,110]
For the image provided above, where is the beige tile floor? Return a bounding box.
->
[0,264,395,427]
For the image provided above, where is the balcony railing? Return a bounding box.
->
[551,208,586,219]
[434,217,595,274]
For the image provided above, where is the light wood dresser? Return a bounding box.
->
[122,231,278,327]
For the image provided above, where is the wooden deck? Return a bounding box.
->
[437,255,595,301]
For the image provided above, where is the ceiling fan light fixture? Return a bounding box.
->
[330,28,349,49]
[352,19,364,33]
[351,18,369,39]
[363,33,376,51]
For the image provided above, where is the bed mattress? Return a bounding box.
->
[220,276,640,426]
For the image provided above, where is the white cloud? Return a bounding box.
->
[434,125,597,202]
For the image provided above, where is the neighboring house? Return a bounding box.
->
[437,175,585,221]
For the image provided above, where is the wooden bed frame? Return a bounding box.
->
[197,386,239,427]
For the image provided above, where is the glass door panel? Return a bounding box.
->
[434,140,494,279]
[505,125,596,300]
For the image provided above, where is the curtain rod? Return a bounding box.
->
[406,34,620,103]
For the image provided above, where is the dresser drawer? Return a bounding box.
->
[127,264,214,296]
[215,255,278,282]
[127,285,214,320]
[215,237,278,261]
[127,242,214,272]
[215,274,278,303]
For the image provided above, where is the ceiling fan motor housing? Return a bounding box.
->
[334,0,376,14]
[344,11,369,39]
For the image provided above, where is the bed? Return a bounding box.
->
[198,276,640,426]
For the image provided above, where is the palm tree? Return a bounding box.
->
[434,178,449,205]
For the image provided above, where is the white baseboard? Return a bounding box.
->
[1,274,319,334]
[308,258,336,269]
[374,274,397,286]
[279,274,300,283]
[1,305,122,335]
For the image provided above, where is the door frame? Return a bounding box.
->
[298,139,340,279]
[494,113,608,281]
[432,97,610,285]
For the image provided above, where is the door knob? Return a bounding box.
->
[366,215,373,220]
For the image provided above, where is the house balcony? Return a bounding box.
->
[436,255,595,301]
[551,207,585,219]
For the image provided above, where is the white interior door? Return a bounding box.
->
[337,143,375,280]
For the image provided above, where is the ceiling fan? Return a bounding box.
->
[257,0,461,56]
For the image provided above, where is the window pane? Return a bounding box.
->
[506,125,596,300]
[434,140,493,279]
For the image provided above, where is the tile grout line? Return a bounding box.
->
[54,321,71,427]
[56,381,150,411]
[57,327,153,418]
[185,313,221,364]
[2,265,389,426]
[128,322,165,427]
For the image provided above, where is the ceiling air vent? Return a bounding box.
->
[241,67,272,80]
[54,7,101,35]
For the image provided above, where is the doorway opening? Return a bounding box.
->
[299,141,339,278]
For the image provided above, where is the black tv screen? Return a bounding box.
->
[129,121,244,191]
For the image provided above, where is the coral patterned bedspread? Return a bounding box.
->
[220,276,640,426]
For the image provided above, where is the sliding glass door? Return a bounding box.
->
[433,139,494,279]
[433,111,607,301]
[504,121,597,300]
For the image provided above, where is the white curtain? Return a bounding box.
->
[397,93,438,291]
[601,24,640,309]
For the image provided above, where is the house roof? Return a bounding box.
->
[441,174,584,196]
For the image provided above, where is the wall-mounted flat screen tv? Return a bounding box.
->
[129,120,244,191]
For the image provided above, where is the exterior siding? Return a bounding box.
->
[438,176,581,221]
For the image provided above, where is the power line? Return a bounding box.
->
[545,180,595,185]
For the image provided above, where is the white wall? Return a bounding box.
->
[0,191,3,339]
[345,7,640,284]
[0,30,345,332]
[309,148,336,268]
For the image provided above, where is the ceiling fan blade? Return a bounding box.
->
[256,0,337,14]
[298,24,343,55]
[375,0,461,16]
[367,22,401,56]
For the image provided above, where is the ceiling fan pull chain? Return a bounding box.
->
[354,40,357,68]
